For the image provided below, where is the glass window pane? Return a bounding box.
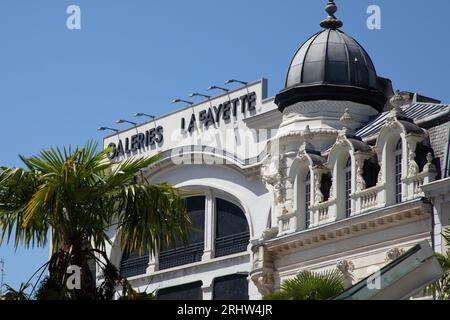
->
[213,274,249,300]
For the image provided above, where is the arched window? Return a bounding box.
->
[304,171,311,228]
[395,139,403,204]
[345,157,352,217]
[120,247,149,278]
[159,196,205,270]
[215,198,250,258]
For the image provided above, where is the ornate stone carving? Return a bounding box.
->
[386,247,406,262]
[377,162,383,184]
[340,108,354,135]
[335,132,347,147]
[407,144,419,177]
[388,90,407,118]
[261,154,287,204]
[314,171,324,203]
[337,260,355,288]
[259,228,278,241]
[302,125,313,141]
[337,259,355,275]
[355,158,366,192]
[252,271,275,296]
[385,115,398,129]
[251,245,275,295]
[424,152,436,173]
[329,176,335,200]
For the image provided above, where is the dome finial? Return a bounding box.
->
[320,1,343,29]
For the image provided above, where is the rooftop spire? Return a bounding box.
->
[320,1,343,29]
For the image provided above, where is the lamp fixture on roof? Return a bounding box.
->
[134,113,156,119]
[98,127,119,133]
[116,119,138,126]
[171,99,194,105]
[207,85,229,93]
[189,93,212,99]
[225,79,248,86]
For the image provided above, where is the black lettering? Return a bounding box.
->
[125,138,131,154]
[107,142,117,160]
[137,133,145,149]
[145,130,150,147]
[130,135,139,151]
[116,140,125,158]
[199,110,207,125]
[214,104,223,123]
[240,94,248,113]
[156,126,164,143]
[188,114,196,133]
[231,98,239,117]
[223,103,231,121]
[248,92,257,111]
[148,128,156,145]
[205,108,215,127]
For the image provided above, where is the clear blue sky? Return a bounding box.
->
[0,0,449,291]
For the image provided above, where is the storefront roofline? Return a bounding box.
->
[102,78,269,140]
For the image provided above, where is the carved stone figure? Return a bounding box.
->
[386,247,406,262]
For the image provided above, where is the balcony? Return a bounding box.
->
[353,185,384,214]
[159,242,204,270]
[120,254,149,278]
[310,198,336,226]
[215,232,250,258]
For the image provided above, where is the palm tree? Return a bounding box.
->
[0,142,191,299]
[426,228,450,300]
[263,270,345,300]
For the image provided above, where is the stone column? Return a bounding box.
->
[147,251,159,273]
[202,189,216,261]
[202,281,214,300]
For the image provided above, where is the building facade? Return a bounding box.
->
[100,1,450,300]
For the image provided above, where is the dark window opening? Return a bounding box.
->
[320,173,332,202]
[395,139,403,204]
[120,247,149,278]
[362,158,380,189]
[213,274,249,300]
[345,157,352,217]
[215,198,250,258]
[157,281,203,300]
[304,172,311,228]
[415,142,432,173]
[159,196,205,270]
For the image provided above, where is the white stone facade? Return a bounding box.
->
[100,78,449,299]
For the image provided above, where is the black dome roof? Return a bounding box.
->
[275,1,389,112]
[285,29,378,90]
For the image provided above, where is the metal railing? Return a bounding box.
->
[215,232,250,258]
[159,242,204,270]
[120,255,149,278]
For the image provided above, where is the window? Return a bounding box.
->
[159,196,205,270]
[320,173,332,202]
[362,158,380,189]
[345,157,352,217]
[119,248,149,278]
[157,281,203,300]
[213,274,249,300]
[215,198,250,258]
[304,171,311,228]
[395,140,403,204]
